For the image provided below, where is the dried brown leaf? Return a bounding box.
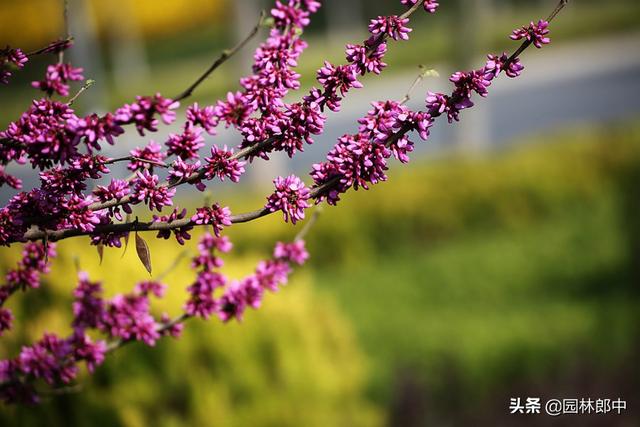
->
[135,232,152,274]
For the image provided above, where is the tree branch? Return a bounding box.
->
[18,0,568,246]
[172,10,267,102]
[86,0,432,214]
[58,0,70,64]
[399,65,439,105]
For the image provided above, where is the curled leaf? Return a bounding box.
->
[135,232,152,275]
[122,232,130,258]
[122,214,133,258]
[97,244,104,265]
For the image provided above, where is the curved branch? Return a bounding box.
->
[19,0,568,246]
[173,10,267,102]
[87,1,431,214]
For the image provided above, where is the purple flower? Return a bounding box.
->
[18,333,77,385]
[271,0,311,29]
[265,175,311,224]
[186,103,218,135]
[168,158,204,191]
[1,98,78,169]
[426,91,472,123]
[4,47,28,68]
[192,234,231,271]
[61,195,101,232]
[101,293,160,346]
[217,281,248,322]
[1,47,28,84]
[450,69,492,98]
[317,62,363,96]
[504,57,525,78]
[0,308,13,336]
[368,16,412,41]
[71,331,106,373]
[0,166,22,190]
[401,0,439,13]
[274,240,309,265]
[316,62,363,112]
[185,271,226,319]
[93,179,132,220]
[214,91,251,128]
[159,313,184,338]
[152,207,193,245]
[115,93,179,135]
[31,63,84,97]
[90,218,127,248]
[359,100,409,143]
[255,259,291,292]
[328,134,390,190]
[510,20,551,49]
[135,280,167,298]
[191,203,232,236]
[309,162,342,206]
[133,169,176,212]
[346,42,388,76]
[273,102,326,157]
[165,124,205,160]
[199,232,232,255]
[67,112,125,152]
[484,53,524,79]
[204,146,245,182]
[128,140,166,172]
[241,276,264,309]
[72,272,105,330]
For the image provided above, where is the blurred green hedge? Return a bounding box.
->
[0,253,380,426]
[2,119,639,426]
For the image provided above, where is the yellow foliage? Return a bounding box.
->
[0,231,381,427]
[0,0,226,48]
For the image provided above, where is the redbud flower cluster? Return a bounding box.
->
[0,47,28,84]
[0,242,56,336]
[0,0,563,404]
[0,237,308,403]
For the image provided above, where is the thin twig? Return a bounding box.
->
[294,207,323,242]
[399,65,439,105]
[548,0,569,22]
[157,250,191,281]
[507,0,568,66]
[105,156,168,168]
[25,38,73,57]
[58,0,70,64]
[400,0,425,20]
[173,10,266,102]
[67,79,94,106]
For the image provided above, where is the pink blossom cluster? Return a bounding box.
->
[186,234,308,322]
[265,174,312,224]
[311,18,551,205]
[31,63,84,97]
[0,242,56,336]
[0,236,308,403]
[0,47,28,84]
[0,0,562,403]
[0,0,437,249]
[401,0,439,13]
[511,19,551,48]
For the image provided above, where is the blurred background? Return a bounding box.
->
[1,0,639,425]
